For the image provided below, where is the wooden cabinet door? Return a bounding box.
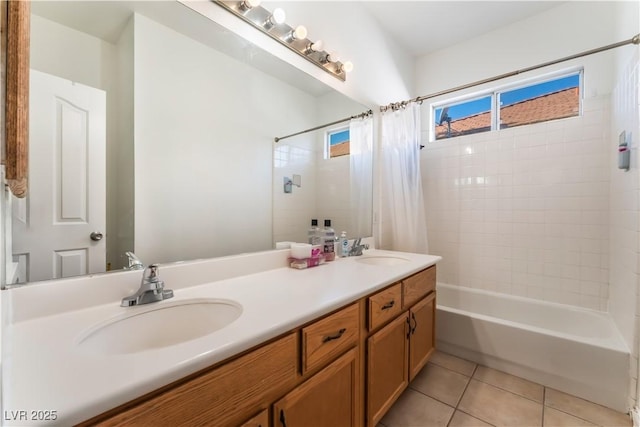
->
[367,312,409,427]
[91,333,297,427]
[241,409,270,427]
[408,292,436,381]
[273,348,357,427]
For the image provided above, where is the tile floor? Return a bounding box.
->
[378,351,632,427]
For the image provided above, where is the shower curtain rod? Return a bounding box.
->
[274,109,373,142]
[381,33,640,112]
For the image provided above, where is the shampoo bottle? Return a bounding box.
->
[322,219,336,261]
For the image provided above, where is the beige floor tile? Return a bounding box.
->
[543,407,597,427]
[381,388,454,427]
[410,363,470,406]
[473,366,544,402]
[544,388,631,427]
[458,380,543,427]
[448,410,494,427]
[429,350,477,376]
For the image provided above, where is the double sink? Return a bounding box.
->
[76,254,409,355]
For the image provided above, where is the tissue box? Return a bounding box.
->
[289,254,326,269]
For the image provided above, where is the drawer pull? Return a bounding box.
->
[322,328,347,343]
[381,300,395,310]
[280,409,287,427]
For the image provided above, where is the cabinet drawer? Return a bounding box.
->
[240,409,269,427]
[92,333,298,427]
[302,303,359,374]
[368,283,402,331]
[402,266,436,308]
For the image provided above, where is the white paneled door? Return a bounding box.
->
[12,70,106,282]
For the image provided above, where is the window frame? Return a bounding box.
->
[430,68,583,142]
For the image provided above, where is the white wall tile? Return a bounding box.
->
[423,94,612,311]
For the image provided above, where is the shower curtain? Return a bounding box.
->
[380,103,429,253]
[349,115,373,238]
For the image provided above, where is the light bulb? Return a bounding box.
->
[326,51,340,63]
[240,0,261,10]
[341,61,354,73]
[272,8,286,24]
[264,7,286,29]
[292,25,307,40]
[309,39,323,52]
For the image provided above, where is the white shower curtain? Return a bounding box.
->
[349,115,373,238]
[380,103,429,253]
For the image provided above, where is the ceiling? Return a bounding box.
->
[362,1,565,57]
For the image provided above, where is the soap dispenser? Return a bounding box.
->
[339,231,349,257]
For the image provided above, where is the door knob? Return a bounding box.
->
[90,231,104,241]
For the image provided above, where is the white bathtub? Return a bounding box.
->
[436,283,630,412]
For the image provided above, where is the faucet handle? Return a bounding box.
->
[141,264,164,291]
[143,264,160,281]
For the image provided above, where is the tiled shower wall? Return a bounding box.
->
[608,50,640,407]
[422,96,611,311]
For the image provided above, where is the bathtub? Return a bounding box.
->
[436,283,630,412]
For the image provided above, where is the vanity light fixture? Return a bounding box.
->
[215,1,350,81]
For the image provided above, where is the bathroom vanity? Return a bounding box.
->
[3,250,439,426]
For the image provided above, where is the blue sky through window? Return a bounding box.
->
[500,74,579,107]
[434,73,580,125]
[435,96,491,125]
[329,129,350,146]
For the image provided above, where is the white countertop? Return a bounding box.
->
[3,249,440,426]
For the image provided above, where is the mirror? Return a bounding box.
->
[6,1,372,285]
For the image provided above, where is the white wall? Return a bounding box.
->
[417,2,624,311]
[133,14,318,263]
[608,0,640,409]
[111,18,135,270]
[261,1,415,107]
[30,14,116,91]
[415,2,618,101]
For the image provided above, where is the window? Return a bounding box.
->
[432,71,581,141]
[498,74,580,129]
[434,96,492,140]
[326,127,350,158]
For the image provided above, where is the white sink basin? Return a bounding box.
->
[355,256,410,266]
[78,299,242,355]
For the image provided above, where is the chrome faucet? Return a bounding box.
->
[121,264,174,307]
[125,251,144,270]
[348,238,369,256]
